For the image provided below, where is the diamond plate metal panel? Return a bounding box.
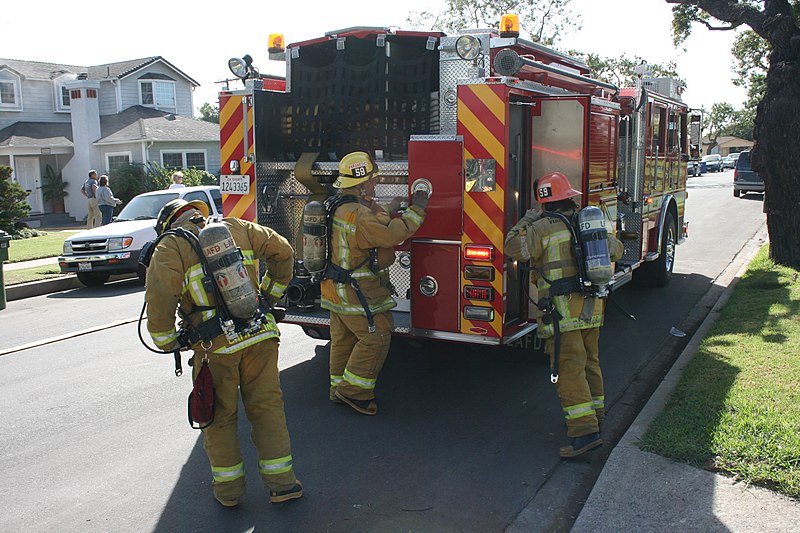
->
[255,162,412,311]
[439,34,492,135]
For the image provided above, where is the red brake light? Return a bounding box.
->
[464,245,494,261]
[464,286,495,301]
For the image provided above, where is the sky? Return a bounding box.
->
[1,0,747,116]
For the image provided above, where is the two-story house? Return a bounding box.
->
[0,56,220,224]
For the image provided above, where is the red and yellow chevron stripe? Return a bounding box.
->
[458,84,507,338]
[219,93,256,221]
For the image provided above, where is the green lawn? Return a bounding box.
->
[640,246,800,499]
[4,265,66,286]
[7,231,77,262]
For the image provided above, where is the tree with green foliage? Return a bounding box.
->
[669,0,800,267]
[731,29,769,114]
[407,0,581,45]
[107,163,219,206]
[703,102,738,153]
[0,165,31,235]
[575,53,682,88]
[199,102,220,124]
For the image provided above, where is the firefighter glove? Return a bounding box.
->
[411,189,431,210]
[271,306,286,323]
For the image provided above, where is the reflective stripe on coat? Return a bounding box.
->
[321,197,424,316]
[146,217,294,354]
[504,208,624,338]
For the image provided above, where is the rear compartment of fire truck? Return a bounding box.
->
[250,30,445,342]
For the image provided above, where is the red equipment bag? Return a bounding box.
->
[188,358,215,429]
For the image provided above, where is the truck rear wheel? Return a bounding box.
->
[77,272,110,287]
[637,212,677,287]
[301,326,331,341]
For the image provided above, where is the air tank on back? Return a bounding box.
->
[302,201,328,273]
[577,206,613,295]
[198,222,259,318]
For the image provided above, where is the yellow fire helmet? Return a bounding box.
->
[156,198,210,235]
[333,151,377,189]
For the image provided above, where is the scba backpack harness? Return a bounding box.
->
[521,207,614,383]
[301,194,381,332]
[137,226,276,429]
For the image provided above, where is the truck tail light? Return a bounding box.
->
[464,265,495,281]
[464,286,494,301]
[464,306,494,322]
[464,245,494,261]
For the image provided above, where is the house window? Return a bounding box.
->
[186,152,206,170]
[61,86,71,108]
[161,150,207,171]
[106,152,132,171]
[0,79,20,107]
[140,81,176,109]
[162,152,183,168]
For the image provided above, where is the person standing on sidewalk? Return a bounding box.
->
[145,199,303,507]
[504,172,623,458]
[321,151,428,415]
[168,171,185,189]
[96,175,122,226]
[81,170,101,229]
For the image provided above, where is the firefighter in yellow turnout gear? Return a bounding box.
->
[322,151,429,415]
[505,172,623,458]
[145,199,302,507]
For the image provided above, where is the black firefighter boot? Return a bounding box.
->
[559,432,603,458]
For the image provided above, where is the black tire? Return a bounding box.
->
[733,189,741,198]
[637,212,677,287]
[77,272,111,287]
[301,326,331,341]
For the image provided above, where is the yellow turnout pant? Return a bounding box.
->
[329,311,393,401]
[545,327,604,438]
[194,338,297,501]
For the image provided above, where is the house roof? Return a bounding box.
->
[701,135,754,146]
[0,121,73,148]
[0,107,219,149]
[97,106,219,145]
[0,56,199,86]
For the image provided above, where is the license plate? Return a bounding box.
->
[78,262,92,272]
[220,175,250,195]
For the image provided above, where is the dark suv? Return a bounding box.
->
[733,150,765,198]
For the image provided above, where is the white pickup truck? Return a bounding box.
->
[59,186,222,286]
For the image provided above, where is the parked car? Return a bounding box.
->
[722,155,736,169]
[733,151,765,198]
[59,186,222,286]
[701,154,723,172]
[687,160,702,177]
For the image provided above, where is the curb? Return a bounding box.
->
[616,222,767,449]
[6,273,137,301]
[569,222,771,532]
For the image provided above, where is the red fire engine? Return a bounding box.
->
[217,20,698,347]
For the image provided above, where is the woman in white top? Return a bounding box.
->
[169,171,185,189]
[96,175,123,225]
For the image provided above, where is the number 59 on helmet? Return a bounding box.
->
[332,151,377,189]
[535,172,581,203]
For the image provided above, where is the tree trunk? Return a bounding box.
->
[751,25,800,268]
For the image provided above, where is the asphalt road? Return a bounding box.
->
[0,168,766,532]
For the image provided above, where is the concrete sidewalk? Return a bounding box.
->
[570,226,800,532]
[4,256,59,271]
[3,256,135,301]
